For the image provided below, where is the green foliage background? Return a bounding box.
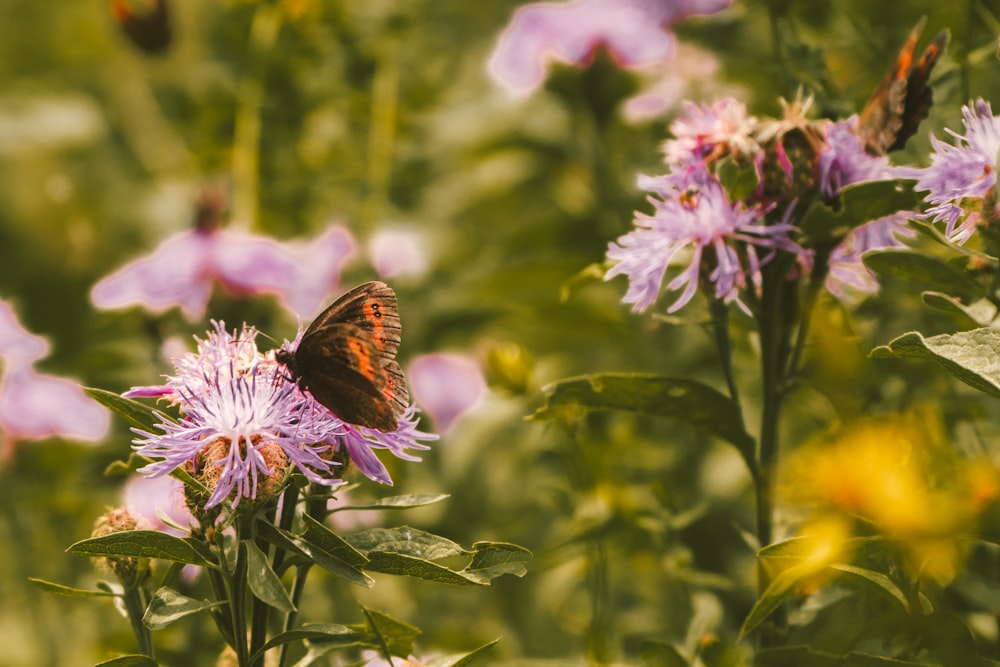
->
[4,0,1000,665]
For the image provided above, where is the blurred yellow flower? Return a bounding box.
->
[781,419,998,582]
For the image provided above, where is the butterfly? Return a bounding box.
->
[857,17,949,156]
[276,281,408,432]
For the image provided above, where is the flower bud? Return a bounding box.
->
[91,508,151,586]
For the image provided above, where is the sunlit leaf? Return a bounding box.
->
[299,514,377,568]
[355,607,421,658]
[862,250,983,298]
[346,526,466,561]
[84,387,163,431]
[739,561,816,639]
[68,530,210,566]
[828,564,912,613]
[255,521,372,588]
[922,292,999,328]
[464,541,531,582]
[337,493,451,510]
[250,623,362,663]
[143,587,223,631]
[870,328,1000,398]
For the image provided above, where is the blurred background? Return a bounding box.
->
[3,0,1000,665]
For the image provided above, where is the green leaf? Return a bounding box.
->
[532,373,754,464]
[739,561,816,639]
[364,551,483,585]
[755,646,930,666]
[799,179,919,244]
[862,250,984,298]
[93,656,159,667]
[68,531,210,566]
[255,521,372,588]
[424,639,500,667]
[84,387,163,431]
[28,577,117,598]
[464,541,531,583]
[334,493,451,511]
[828,564,912,613]
[244,541,295,613]
[250,623,362,663]
[354,607,421,659]
[299,514,370,568]
[142,587,223,631]
[870,328,1000,398]
[347,526,466,560]
[922,292,999,328]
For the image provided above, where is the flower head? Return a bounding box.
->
[902,98,1000,243]
[605,165,800,314]
[91,192,356,319]
[661,98,759,164]
[130,322,436,509]
[488,0,731,95]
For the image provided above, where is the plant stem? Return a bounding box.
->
[232,2,283,231]
[122,582,154,659]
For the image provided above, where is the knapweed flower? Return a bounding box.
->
[660,97,759,164]
[129,322,435,509]
[278,225,357,317]
[0,300,49,365]
[902,98,1000,244]
[818,117,915,295]
[488,0,731,95]
[91,192,356,320]
[605,166,800,314]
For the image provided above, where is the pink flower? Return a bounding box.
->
[0,365,110,455]
[0,300,49,365]
[408,353,487,434]
[488,0,731,95]
[368,227,430,280]
[279,225,358,317]
[123,474,193,536]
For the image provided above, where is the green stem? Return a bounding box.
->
[278,564,313,667]
[708,298,743,417]
[122,582,154,658]
[228,516,253,666]
[232,2,283,231]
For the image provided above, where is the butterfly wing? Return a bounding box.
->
[858,19,948,156]
[291,282,408,431]
[294,322,403,431]
[306,281,401,359]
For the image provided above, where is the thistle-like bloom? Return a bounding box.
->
[129,323,436,509]
[902,98,1000,244]
[488,0,731,95]
[660,98,759,164]
[605,166,799,314]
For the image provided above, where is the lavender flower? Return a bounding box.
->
[130,323,436,509]
[903,98,1000,243]
[818,117,915,295]
[605,166,800,314]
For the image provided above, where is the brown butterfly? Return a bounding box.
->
[276,282,408,432]
[857,17,949,156]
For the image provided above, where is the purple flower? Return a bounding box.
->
[488,0,731,95]
[902,98,1000,244]
[661,97,759,164]
[130,323,436,508]
[368,227,430,281]
[818,118,915,296]
[605,166,800,314]
[123,474,193,536]
[408,353,487,434]
[818,117,894,201]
